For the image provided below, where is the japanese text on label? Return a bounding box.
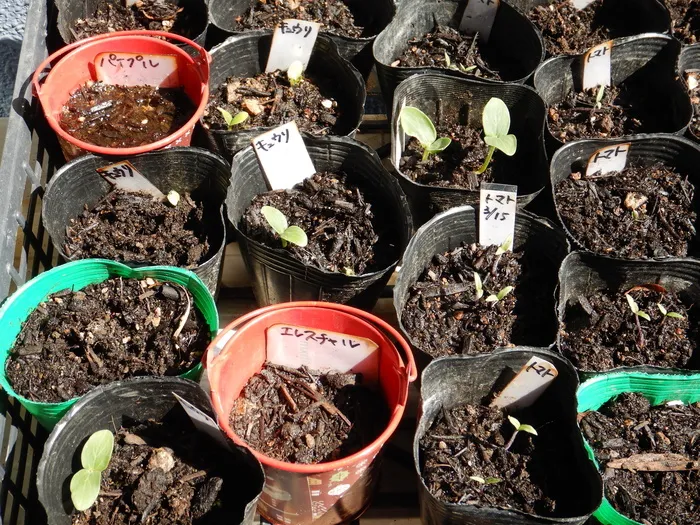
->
[585,143,630,177]
[252,121,316,190]
[95,52,180,88]
[582,40,612,90]
[459,0,499,43]
[96,161,164,198]
[479,182,517,248]
[265,19,321,73]
[491,356,558,410]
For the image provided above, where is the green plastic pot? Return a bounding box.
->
[577,371,700,525]
[0,259,218,429]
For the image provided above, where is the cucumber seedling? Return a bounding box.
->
[475,98,517,174]
[261,206,308,248]
[217,108,249,130]
[399,106,452,161]
[504,415,537,451]
[70,429,114,511]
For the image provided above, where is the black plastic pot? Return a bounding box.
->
[206,0,394,78]
[200,32,366,160]
[372,0,545,112]
[557,251,700,376]
[550,134,700,258]
[390,73,548,228]
[226,135,412,308]
[679,42,700,142]
[393,205,569,375]
[36,376,264,525]
[415,349,603,525]
[55,0,209,49]
[534,34,692,155]
[42,147,230,297]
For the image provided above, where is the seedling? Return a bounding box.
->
[473,271,484,300]
[495,236,512,256]
[626,293,649,348]
[399,106,452,161]
[485,286,513,303]
[475,98,517,175]
[658,303,685,320]
[217,107,249,130]
[469,475,502,485]
[261,206,308,248]
[166,190,180,207]
[70,430,114,511]
[595,85,605,109]
[504,415,537,451]
[287,61,304,86]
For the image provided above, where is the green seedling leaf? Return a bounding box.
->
[658,303,667,316]
[519,424,538,436]
[497,286,514,301]
[444,51,451,67]
[666,312,685,319]
[280,225,308,247]
[230,111,249,126]
[469,476,485,483]
[485,294,499,303]
[496,235,512,255]
[637,310,651,321]
[507,415,520,429]
[70,469,102,511]
[399,106,437,147]
[595,85,605,107]
[217,107,233,126]
[166,190,180,207]
[287,60,304,86]
[460,64,477,72]
[484,134,517,156]
[81,429,114,471]
[261,206,288,236]
[427,137,452,154]
[344,267,355,276]
[485,477,502,484]
[626,294,639,314]
[473,272,483,300]
[483,97,511,138]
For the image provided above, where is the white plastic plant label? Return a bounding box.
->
[491,356,558,410]
[479,182,517,248]
[585,143,630,177]
[96,160,165,198]
[265,19,321,73]
[266,324,380,385]
[95,52,180,88]
[172,393,230,449]
[582,40,612,90]
[459,0,500,43]
[572,0,596,9]
[252,121,316,190]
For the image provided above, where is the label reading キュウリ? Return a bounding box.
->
[252,121,316,190]
[96,161,165,198]
[265,19,321,73]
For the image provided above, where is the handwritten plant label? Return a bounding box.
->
[265,19,321,73]
[266,324,380,384]
[686,69,700,91]
[95,52,180,88]
[459,0,499,43]
[572,0,596,9]
[582,40,612,90]
[585,143,630,177]
[173,393,230,449]
[96,161,164,198]
[479,182,517,248]
[252,121,316,190]
[491,356,558,410]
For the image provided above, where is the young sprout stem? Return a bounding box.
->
[634,313,645,348]
[504,430,519,451]
[475,146,495,175]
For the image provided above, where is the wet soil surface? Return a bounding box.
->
[72,0,198,40]
[229,363,388,464]
[667,0,700,44]
[64,190,210,268]
[393,25,501,81]
[203,71,339,134]
[555,163,697,258]
[560,285,696,371]
[242,172,381,275]
[548,85,647,142]
[73,419,249,525]
[528,0,618,56]
[232,0,364,38]
[6,277,208,403]
[401,242,559,358]
[399,122,494,190]
[420,403,556,514]
[60,82,195,149]
[580,393,700,524]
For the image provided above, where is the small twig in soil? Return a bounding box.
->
[288,380,352,427]
[85,346,104,368]
[99,490,122,497]
[279,384,298,412]
[180,470,208,483]
[172,284,191,340]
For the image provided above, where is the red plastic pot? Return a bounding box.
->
[206,301,417,525]
[32,30,210,160]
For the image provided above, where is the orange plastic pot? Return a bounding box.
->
[206,301,417,525]
[32,30,210,160]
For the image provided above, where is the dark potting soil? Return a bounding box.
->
[548,84,646,142]
[580,393,700,524]
[72,0,197,40]
[232,0,364,38]
[528,0,616,56]
[560,285,695,371]
[392,25,501,81]
[554,163,697,258]
[399,121,495,190]
[202,70,339,134]
[401,243,559,358]
[229,363,388,464]
[666,0,700,44]
[241,172,380,275]
[59,82,195,149]
[6,277,208,403]
[420,403,556,514]
[72,419,250,525]
[64,190,210,268]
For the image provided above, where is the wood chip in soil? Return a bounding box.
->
[666,0,700,44]
[392,24,501,81]
[241,172,381,275]
[72,419,253,525]
[580,393,700,524]
[560,286,696,371]
[232,0,364,38]
[72,0,198,40]
[64,190,210,268]
[229,363,388,464]
[60,82,195,149]
[554,163,697,258]
[6,278,209,403]
[399,121,495,190]
[202,71,339,134]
